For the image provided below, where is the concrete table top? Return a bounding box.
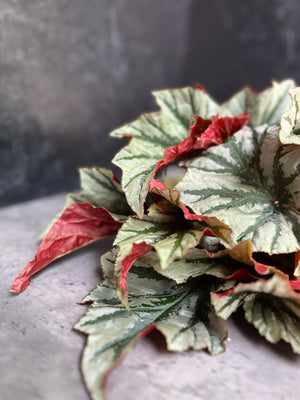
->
[1,194,300,400]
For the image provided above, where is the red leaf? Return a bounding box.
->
[155,117,211,171]
[253,261,269,275]
[290,279,300,291]
[155,113,250,172]
[119,242,153,295]
[195,112,251,150]
[203,228,217,237]
[213,288,235,299]
[12,203,121,293]
[149,179,207,222]
[226,269,258,282]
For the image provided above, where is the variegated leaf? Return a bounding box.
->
[223,79,295,128]
[42,168,130,236]
[111,88,222,217]
[177,125,300,254]
[114,201,208,268]
[75,250,227,400]
[113,200,209,299]
[155,277,227,354]
[78,167,131,217]
[140,248,247,284]
[111,81,294,217]
[212,275,300,353]
[279,87,300,145]
[149,178,232,246]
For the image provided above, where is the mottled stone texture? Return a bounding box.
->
[1,0,300,205]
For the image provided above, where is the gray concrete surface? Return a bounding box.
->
[2,1,300,206]
[1,194,300,400]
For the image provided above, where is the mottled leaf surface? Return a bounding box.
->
[224,79,295,128]
[140,248,247,284]
[177,125,300,253]
[149,178,232,245]
[212,275,300,353]
[77,168,132,216]
[112,81,294,218]
[75,250,227,400]
[280,88,300,145]
[111,87,221,217]
[113,199,209,299]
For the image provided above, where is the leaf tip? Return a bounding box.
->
[11,277,30,293]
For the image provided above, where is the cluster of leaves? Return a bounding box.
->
[12,80,300,400]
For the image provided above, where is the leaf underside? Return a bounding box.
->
[11,203,121,293]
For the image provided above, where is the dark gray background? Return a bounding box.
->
[1,0,299,206]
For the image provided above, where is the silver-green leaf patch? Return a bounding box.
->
[75,249,227,400]
[177,125,300,254]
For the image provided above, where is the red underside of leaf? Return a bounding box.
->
[203,228,217,237]
[149,179,206,222]
[213,288,235,299]
[182,205,207,222]
[119,242,153,295]
[251,254,300,292]
[155,117,211,171]
[155,112,251,172]
[195,83,206,92]
[112,175,121,184]
[12,203,121,293]
[253,261,269,275]
[226,269,258,282]
[290,279,300,291]
[195,112,251,150]
[102,322,156,388]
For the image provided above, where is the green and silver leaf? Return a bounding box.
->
[111,88,222,217]
[279,87,300,145]
[141,248,244,284]
[212,275,300,353]
[114,200,207,273]
[155,277,227,354]
[111,81,294,218]
[177,125,300,254]
[224,79,295,128]
[77,167,131,217]
[75,249,227,400]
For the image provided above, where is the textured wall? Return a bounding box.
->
[185,0,300,100]
[0,0,300,205]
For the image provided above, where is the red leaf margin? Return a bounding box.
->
[102,322,156,388]
[11,202,121,293]
[118,242,153,295]
[149,179,207,222]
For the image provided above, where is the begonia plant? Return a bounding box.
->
[12,80,300,400]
